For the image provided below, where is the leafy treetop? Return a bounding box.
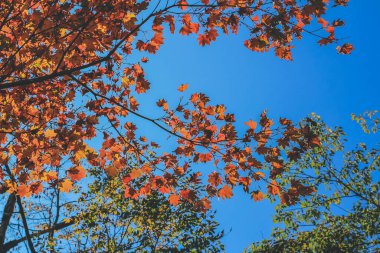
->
[246,113,379,252]
[0,0,352,212]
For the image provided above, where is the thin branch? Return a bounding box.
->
[4,218,75,252]
[16,196,37,253]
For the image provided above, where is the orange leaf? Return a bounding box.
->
[47,171,58,181]
[45,129,57,138]
[17,184,31,198]
[252,171,265,181]
[130,168,143,179]
[199,153,213,163]
[30,182,43,195]
[326,26,335,33]
[168,194,181,206]
[141,164,152,174]
[178,0,188,10]
[268,180,281,196]
[124,186,138,199]
[105,165,119,177]
[208,172,222,187]
[251,190,264,202]
[310,136,322,147]
[337,43,354,55]
[59,179,73,193]
[219,185,233,199]
[68,166,86,181]
[251,16,259,22]
[198,34,210,46]
[157,99,169,110]
[41,171,58,182]
[272,161,283,169]
[180,189,195,202]
[245,119,257,130]
[177,83,189,92]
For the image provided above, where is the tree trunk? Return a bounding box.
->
[0,194,16,253]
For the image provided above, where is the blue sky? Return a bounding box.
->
[134,1,380,251]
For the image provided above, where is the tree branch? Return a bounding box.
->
[15,196,37,253]
[3,217,75,252]
[0,194,16,253]
[0,4,178,90]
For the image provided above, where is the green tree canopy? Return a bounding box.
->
[247,112,379,253]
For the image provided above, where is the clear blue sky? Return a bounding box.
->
[134,1,380,251]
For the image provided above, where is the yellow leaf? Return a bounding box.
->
[75,150,86,160]
[124,13,136,22]
[60,28,67,37]
[63,217,72,224]
[47,171,58,181]
[6,181,17,194]
[45,129,56,138]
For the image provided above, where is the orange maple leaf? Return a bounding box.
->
[268,180,281,196]
[208,172,222,187]
[251,190,264,202]
[337,43,354,54]
[130,168,143,179]
[67,166,86,181]
[245,119,257,130]
[177,83,189,92]
[219,185,233,199]
[17,184,31,198]
[168,194,181,206]
[157,99,169,110]
[59,179,73,193]
[272,161,283,169]
[105,165,119,177]
[30,182,43,195]
[199,153,213,162]
[180,189,195,202]
[252,171,265,181]
[45,129,57,138]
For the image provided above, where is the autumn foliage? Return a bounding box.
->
[0,0,352,214]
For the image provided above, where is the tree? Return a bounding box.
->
[0,0,352,251]
[246,112,379,253]
[2,159,224,252]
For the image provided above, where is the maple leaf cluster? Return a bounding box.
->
[0,0,351,209]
